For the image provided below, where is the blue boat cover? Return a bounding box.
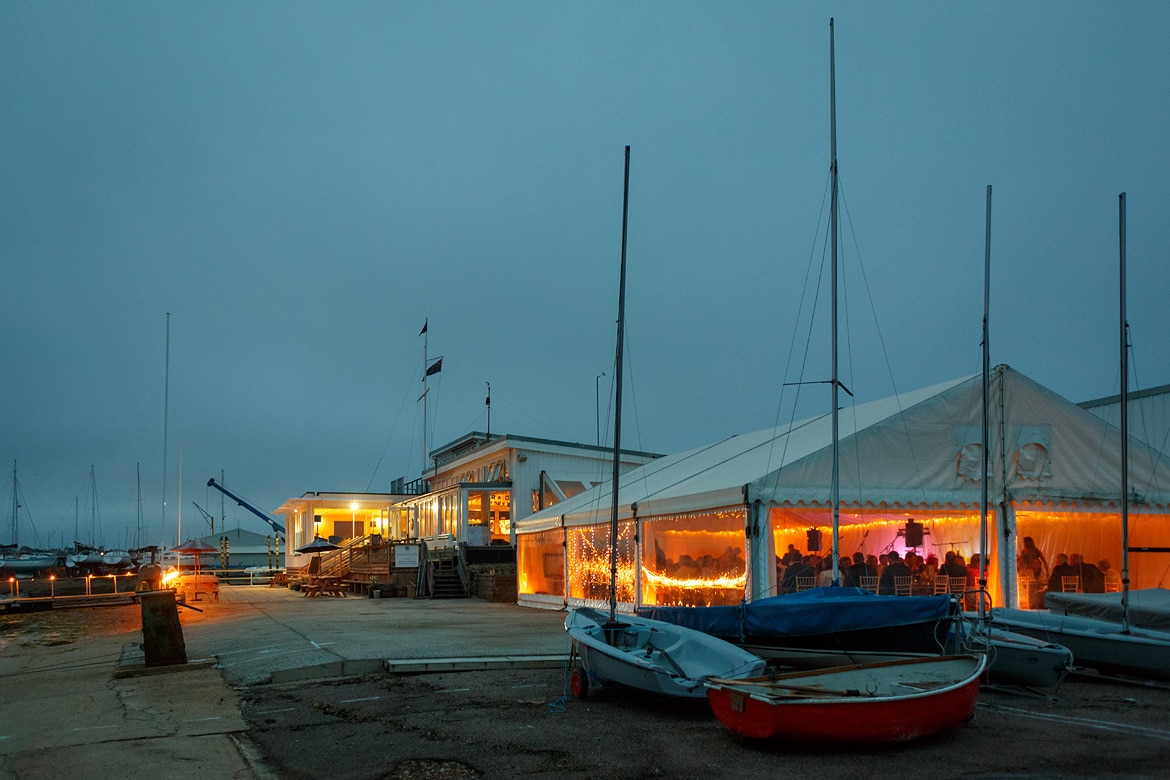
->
[638,587,952,641]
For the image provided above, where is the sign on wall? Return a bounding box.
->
[394,544,420,569]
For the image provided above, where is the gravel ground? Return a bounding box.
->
[240,665,1170,779]
[5,598,1170,779]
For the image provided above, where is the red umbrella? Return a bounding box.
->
[171,538,218,577]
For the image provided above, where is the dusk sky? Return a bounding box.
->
[3,3,1168,550]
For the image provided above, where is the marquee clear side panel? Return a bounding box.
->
[517,527,565,599]
[567,521,636,607]
[639,509,747,607]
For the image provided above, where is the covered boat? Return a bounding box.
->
[639,587,954,664]
[949,615,1072,689]
[566,607,765,699]
[706,654,986,743]
[991,606,1170,681]
[1043,588,1170,631]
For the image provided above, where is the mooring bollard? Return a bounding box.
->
[139,589,188,667]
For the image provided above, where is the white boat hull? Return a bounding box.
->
[951,616,1072,689]
[991,607,1170,681]
[566,607,765,698]
[0,554,57,573]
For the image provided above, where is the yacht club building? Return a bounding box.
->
[275,432,660,570]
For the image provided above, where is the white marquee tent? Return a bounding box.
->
[516,366,1170,609]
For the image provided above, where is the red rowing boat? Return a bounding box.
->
[706,654,986,744]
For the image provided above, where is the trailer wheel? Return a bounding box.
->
[570,666,589,700]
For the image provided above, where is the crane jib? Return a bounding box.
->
[206,478,286,536]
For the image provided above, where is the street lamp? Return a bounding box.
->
[595,372,606,446]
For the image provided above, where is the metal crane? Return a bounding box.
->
[206,478,286,537]
[192,501,216,534]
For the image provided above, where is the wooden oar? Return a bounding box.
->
[707,677,870,698]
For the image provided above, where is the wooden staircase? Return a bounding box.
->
[426,545,469,599]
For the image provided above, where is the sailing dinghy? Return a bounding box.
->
[706,654,986,743]
[564,147,765,700]
[566,607,765,699]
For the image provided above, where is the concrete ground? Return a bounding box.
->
[3,586,1170,779]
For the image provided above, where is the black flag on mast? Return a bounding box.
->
[425,358,443,377]
[419,319,427,336]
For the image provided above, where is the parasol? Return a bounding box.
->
[171,537,218,577]
[295,536,340,554]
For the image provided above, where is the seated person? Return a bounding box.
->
[781,555,815,593]
[1047,553,1076,592]
[848,551,872,585]
[939,551,968,580]
[1073,553,1105,593]
[879,550,912,595]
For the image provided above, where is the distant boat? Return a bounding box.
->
[67,550,103,569]
[102,550,132,568]
[0,551,58,575]
[706,654,986,744]
[565,607,765,699]
[3,463,56,574]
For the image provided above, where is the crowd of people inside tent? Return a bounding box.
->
[1016,535,1121,607]
[776,534,1121,607]
[775,543,983,597]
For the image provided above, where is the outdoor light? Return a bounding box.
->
[49,574,56,598]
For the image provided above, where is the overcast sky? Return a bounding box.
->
[3,2,1168,550]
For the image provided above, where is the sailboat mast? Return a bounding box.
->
[980,184,992,613]
[10,461,16,548]
[829,18,841,583]
[162,311,170,535]
[423,324,429,468]
[136,462,142,550]
[609,145,631,624]
[1119,192,1131,632]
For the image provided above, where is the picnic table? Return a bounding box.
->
[303,575,346,597]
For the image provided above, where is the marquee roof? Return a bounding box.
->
[517,366,1170,534]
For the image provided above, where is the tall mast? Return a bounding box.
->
[161,311,171,537]
[608,145,631,625]
[980,185,992,617]
[10,461,16,547]
[1119,192,1131,633]
[829,18,841,583]
[178,446,183,545]
[89,464,97,547]
[136,462,142,550]
[419,319,434,473]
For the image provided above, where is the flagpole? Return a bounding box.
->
[421,319,429,471]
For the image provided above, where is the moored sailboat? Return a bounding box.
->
[706,24,988,743]
[565,147,765,699]
[991,193,1170,682]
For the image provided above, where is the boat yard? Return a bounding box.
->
[2,584,1170,779]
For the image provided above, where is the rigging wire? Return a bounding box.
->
[761,168,834,492]
[839,180,930,505]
